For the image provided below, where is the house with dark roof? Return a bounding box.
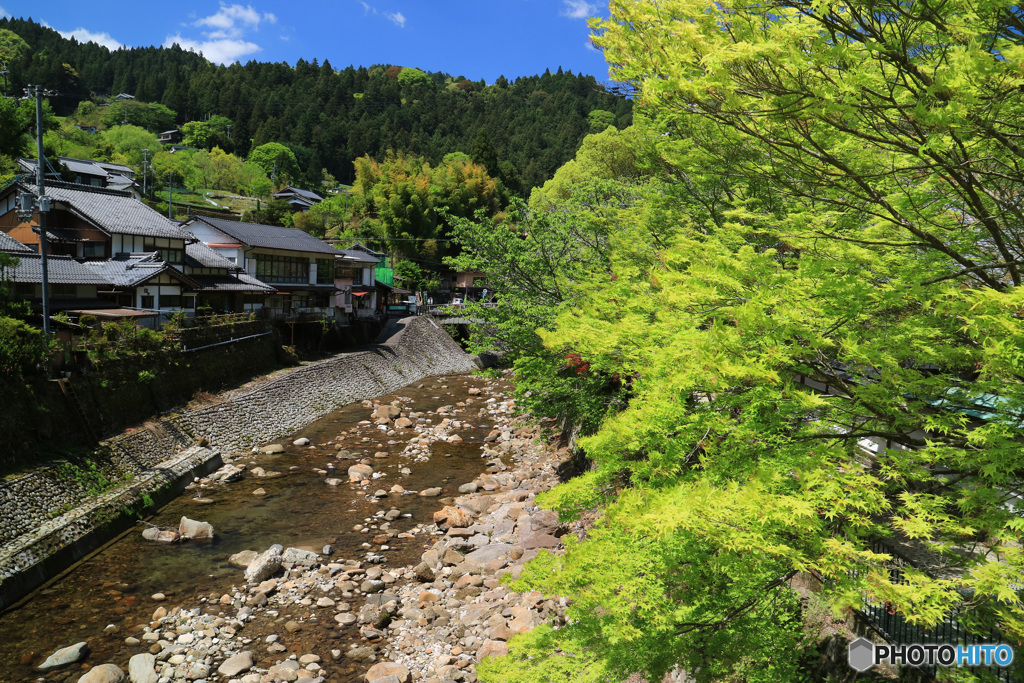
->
[335,243,381,318]
[183,216,341,318]
[271,185,323,212]
[182,241,276,313]
[17,157,140,198]
[0,253,114,313]
[0,181,201,316]
[0,231,32,253]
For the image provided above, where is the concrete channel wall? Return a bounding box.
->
[0,317,479,611]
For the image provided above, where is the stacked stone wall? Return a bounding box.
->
[0,317,477,610]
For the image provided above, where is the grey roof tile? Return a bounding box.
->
[185,240,239,270]
[82,253,201,289]
[0,232,32,252]
[190,216,342,255]
[15,181,188,240]
[191,273,276,293]
[1,253,112,285]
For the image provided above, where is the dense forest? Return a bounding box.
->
[0,17,631,191]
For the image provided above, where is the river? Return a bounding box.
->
[0,371,507,682]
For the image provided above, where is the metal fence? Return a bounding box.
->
[853,540,1020,682]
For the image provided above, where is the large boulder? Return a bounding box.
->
[38,642,89,670]
[76,664,125,683]
[244,549,282,583]
[348,463,374,482]
[365,661,410,682]
[217,651,254,676]
[462,543,514,573]
[179,517,214,540]
[141,527,179,543]
[127,653,157,683]
[477,639,509,661]
[228,550,258,568]
[432,506,472,529]
[282,547,320,567]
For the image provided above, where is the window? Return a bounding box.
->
[51,284,78,297]
[160,294,182,308]
[255,254,309,283]
[144,241,183,264]
[83,242,105,259]
[316,259,334,285]
[14,283,35,297]
[141,295,154,309]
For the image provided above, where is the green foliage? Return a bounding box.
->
[0,316,49,379]
[353,151,502,262]
[0,28,28,64]
[0,93,36,159]
[100,100,177,131]
[181,115,232,150]
[248,142,300,186]
[0,16,632,192]
[465,1,1024,679]
[97,124,161,168]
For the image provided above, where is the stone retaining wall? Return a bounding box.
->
[0,317,478,611]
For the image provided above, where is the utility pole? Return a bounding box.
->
[16,86,54,334]
[0,62,8,98]
[167,172,174,219]
[142,148,150,198]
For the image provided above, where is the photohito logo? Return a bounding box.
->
[848,638,1014,672]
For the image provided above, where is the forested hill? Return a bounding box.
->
[0,17,632,191]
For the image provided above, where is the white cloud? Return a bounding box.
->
[0,6,10,19]
[164,33,262,65]
[193,4,276,35]
[561,0,596,19]
[57,27,123,51]
[360,1,371,13]
[165,3,276,65]
[384,11,406,28]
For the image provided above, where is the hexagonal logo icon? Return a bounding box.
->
[848,637,876,672]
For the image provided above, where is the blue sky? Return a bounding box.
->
[1,1,612,83]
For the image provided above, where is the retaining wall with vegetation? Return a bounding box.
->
[0,316,478,611]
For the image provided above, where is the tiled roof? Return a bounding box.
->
[189,216,342,255]
[272,185,323,202]
[13,181,188,240]
[2,253,112,285]
[0,232,32,252]
[82,253,201,289]
[185,241,239,270]
[338,248,380,264]
[191,273,276,293]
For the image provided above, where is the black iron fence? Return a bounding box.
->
[853,540,1020,682]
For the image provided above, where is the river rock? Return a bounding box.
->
[245,549,283,583]
[76,663,125,683]
[394,417,413,429]
[38,641,89,670]
[433,506,472,529]
[217,651,254,676]
[293,437,310,446]
[178,516,214,540]
[477,639,509,660]
[348,463,374,481]
[141,527,179,543]
[127,653,157,683]
[229,550,258,568]
[282,547,320,567]
[365,662,410,682]
[252,487,267,496]
[261,444,285,454]
[419,487,442,497]
[462,543,513,572]
[458,482,478,494]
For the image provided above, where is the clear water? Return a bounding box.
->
[0,373,507,683]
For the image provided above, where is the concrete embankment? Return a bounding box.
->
[0,317,479,612]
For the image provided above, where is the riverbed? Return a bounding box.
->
[0,371,507,683]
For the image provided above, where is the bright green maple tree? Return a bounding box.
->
[473,0,1024,680]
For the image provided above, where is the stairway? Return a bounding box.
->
[54,378,98,444]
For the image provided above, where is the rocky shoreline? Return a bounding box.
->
[32,370,570,683]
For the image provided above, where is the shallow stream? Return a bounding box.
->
[0,372,506,682]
